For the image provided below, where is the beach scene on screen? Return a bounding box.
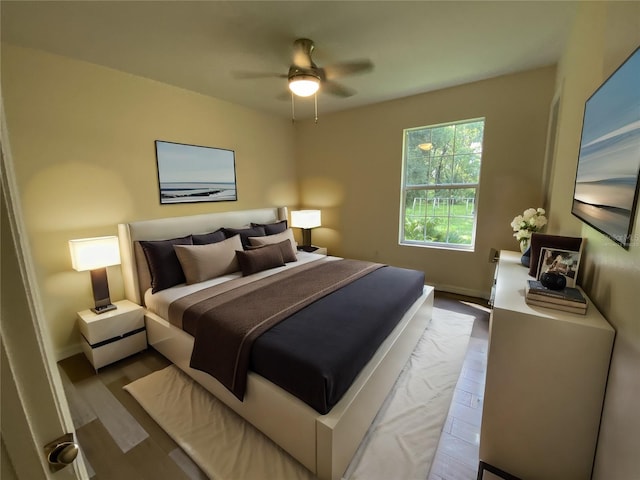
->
[572,49,640,241]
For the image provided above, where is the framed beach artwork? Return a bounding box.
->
[154,140,237,204]
[536,247,582,288]
[571,46,640,249]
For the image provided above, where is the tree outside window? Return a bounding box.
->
[400,118,485,249]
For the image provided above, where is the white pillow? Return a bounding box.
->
[248,229,297,259]
[174,234,242,284]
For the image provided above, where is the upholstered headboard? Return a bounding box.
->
[117,207,288,305]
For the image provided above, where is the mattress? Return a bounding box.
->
[145,253,425,414]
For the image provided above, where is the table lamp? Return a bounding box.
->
[69,236,121,314]
[290,210,321,252]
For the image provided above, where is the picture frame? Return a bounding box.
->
[154,140,237,204]
[571,46,640,249]
[527,233,583,278]
[536,247,582,288]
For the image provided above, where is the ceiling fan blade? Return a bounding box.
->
[232,71,287,79]
[322,60,373,80]
[322,80,356,98]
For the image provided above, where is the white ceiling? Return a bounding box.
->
[1,1,578,119]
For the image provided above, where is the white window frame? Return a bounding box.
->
[399,118,485,251]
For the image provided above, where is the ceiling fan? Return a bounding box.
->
[236,38,374,99]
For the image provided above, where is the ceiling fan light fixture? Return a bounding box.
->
[288,74,320,97]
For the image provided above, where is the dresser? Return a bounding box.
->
[479,251,614,479]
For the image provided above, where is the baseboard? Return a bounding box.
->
[57,343,83,361]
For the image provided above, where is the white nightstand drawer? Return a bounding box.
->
[77,300,144,344]
[77,299,146,370]
[81,330,147,370]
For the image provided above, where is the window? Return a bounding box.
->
[400,118,484,249]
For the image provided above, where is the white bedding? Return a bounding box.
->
[144,250,333,320]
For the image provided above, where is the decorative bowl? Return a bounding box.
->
[540,271,567,290]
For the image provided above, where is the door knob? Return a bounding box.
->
[44,433,79,472]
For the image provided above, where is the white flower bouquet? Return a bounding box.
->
[510,208,547,250]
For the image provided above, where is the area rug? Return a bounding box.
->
[124,306,475,480]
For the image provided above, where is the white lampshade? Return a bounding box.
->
[290,210,322,229]
[69,236,121,272]
[288,75,320,97]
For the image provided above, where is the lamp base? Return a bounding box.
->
[301,228,312,248]
[90,267,116,314]
[297,245,318,253]
[91,303,117,315]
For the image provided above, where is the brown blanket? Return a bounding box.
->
[171,258,384,400]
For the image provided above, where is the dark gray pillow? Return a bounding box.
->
[140,235,193,293]
[235,243,285,276]
[251,220,288,235]
[192,229,226,245]
[222,226,266,248]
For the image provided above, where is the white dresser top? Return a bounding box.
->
[494,251,614,332]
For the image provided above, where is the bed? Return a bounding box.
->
[118,207,434,480]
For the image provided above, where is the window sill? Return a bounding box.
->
[399,241,475,253]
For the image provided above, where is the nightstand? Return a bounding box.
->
[77,299,146,370]
[297,246,327,255]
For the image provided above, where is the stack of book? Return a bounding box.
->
[525,280,587,315]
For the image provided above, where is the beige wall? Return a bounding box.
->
[3,45,558,358]
[546,3,640,479]
[2,44,298,358]
[294,66,556,297]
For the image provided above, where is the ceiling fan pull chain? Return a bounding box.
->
[291,92,296,123]
[314,92,318,123]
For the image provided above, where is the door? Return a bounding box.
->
[1,99,88,479]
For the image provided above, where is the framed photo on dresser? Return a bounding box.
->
[536,247,582,288]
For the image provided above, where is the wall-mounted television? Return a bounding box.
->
[572,46,640,249]
[155,140,237,204]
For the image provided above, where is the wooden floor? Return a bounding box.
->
[58,291,490,480]
[428,293,490,480]
[59,348,208,479]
